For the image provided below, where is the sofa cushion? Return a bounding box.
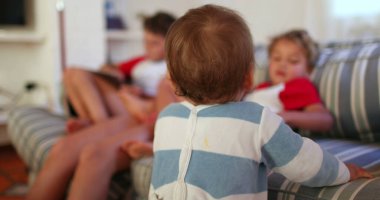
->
[269,138,380,200]
[311,43,380,142]
[7,106,132,200]
[131,138,380,200]
[7,106,66,172]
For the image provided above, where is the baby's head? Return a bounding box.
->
[143,12,176,61]
[165,5,254,105]
[268,30,319,85]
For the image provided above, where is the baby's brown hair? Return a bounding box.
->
[268,30,319,71]
[165,5,254,104]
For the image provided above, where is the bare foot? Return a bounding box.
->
[66,118,92,134]
[118,89,153,122]
[121,141,153,159]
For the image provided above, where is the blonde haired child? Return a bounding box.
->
[246,30,333,132]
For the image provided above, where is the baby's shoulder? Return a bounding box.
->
[158,103,190,119]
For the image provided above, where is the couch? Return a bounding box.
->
[7,40,380,200]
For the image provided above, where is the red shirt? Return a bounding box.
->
[255,77,321,111]
[118,56,145,78]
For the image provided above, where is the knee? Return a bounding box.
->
[48,138,75,162]
[63,68,90,84]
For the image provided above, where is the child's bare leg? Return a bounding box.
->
[65,68,130,123]
[67,125,151,200]
[63,68,110,122]
[119,90,154,121]
[66,118,92,133]
[93,75,129,117]
[63,68,91,119]
[26,115,138,200]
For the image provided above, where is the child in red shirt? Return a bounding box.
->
[245,30,333,132]
[63,12,176,132]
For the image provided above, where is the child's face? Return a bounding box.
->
[269,39,309,85]
[144,30,165,61]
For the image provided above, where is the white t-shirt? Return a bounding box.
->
[131,60,167,97]
[244,83,285,113]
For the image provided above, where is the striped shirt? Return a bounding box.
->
[150,101,350,199]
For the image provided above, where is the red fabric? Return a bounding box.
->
[255,78,321,111]
[118,56,145,77]
[255,82,272,90]
[279,78,321,110]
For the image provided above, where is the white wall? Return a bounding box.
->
[0,0,107,114]
[65,0,106,70]
[0,0,62,112]
[109,0,329,62]
[117,0,308,42]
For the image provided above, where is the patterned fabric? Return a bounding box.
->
[131,157,153,199]
[323,39,380,50]
[7,106,66,172]
[269,138,380,200]
[131,138,380,200]
[311,43,380,142]
[150,101,349,199]
[7,106,131,200]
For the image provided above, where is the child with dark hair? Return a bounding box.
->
[245,29,333,132]
[123,4,371,200]
[64,12,176,131]
[26,12,179,200]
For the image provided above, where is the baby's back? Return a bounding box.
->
[151,101,270,199]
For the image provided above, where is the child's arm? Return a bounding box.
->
[278,103,334,132]
[260,108,371,187]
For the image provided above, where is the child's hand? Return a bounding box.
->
[121,141,153,160]
[345,163,373,181]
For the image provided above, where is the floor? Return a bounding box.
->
[0,145,28,200]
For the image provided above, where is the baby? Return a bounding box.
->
[122,5,371,200]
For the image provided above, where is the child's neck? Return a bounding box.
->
[184,93,245,106]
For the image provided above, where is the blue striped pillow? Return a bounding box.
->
[311,43,380,142]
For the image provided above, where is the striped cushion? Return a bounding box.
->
[128,138,380,200]
[323,39,380,50]
[130,157,153,200]
[7,106,132,200]
[311,43,380,142]
[269,138,380,200]
[7,106,66,172]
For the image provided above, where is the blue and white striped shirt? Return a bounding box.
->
[150,101,349,199]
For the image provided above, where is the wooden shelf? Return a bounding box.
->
[0,31,44,43]
[106,30,143,41]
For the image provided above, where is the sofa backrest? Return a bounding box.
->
[253,41,380,142]
[311,42,380,142]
